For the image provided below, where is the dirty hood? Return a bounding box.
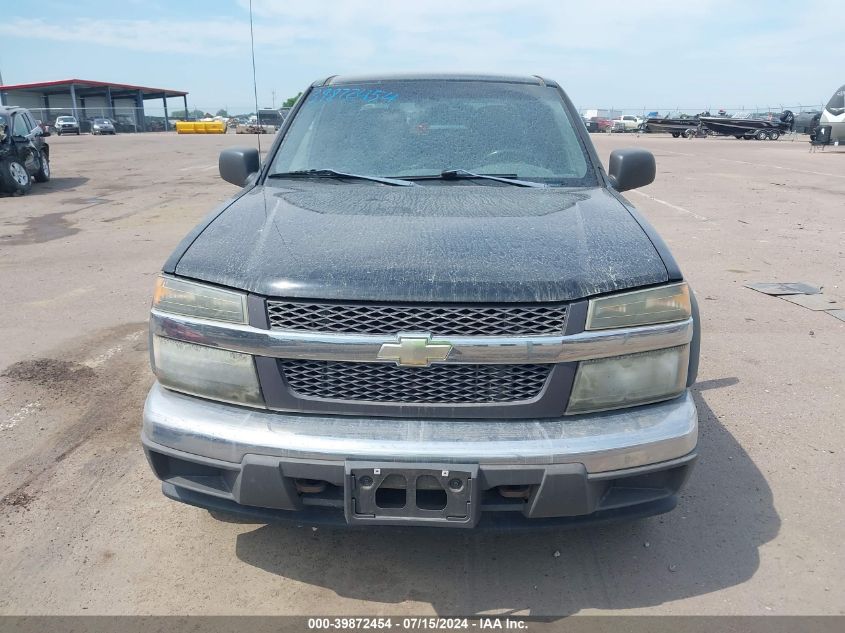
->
[173,182,669,302]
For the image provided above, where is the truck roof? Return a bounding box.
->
[314,73,559,87]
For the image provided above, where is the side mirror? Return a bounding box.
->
[607,148,655,192]
[219,147,260,187]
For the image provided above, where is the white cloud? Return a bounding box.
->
[0,18,249,56]
[2,1,841,108]
[0,2,797,59]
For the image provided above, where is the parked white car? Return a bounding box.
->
[611,115,644,132]
[54,115,80,136]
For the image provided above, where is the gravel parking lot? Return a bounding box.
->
[0,131,842,617]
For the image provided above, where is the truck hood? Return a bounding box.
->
[173,182,669,302]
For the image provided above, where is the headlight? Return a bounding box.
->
[567,345,689,414]
[586,283,690,330]
[152,335,263,406]
[153,275,247,323]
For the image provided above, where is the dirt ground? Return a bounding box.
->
[0,131,842,617]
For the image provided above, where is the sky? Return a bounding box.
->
[0,0,840,115]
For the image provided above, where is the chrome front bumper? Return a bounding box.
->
[142,382,697,473]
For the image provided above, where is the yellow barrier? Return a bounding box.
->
[175,121,226,134]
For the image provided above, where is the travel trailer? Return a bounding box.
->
[819,84,844,142]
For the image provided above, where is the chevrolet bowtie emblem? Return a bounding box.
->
[377,335,453,367]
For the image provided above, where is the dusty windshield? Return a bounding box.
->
[268,80,596,186]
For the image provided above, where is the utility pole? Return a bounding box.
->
[272,90,276,109]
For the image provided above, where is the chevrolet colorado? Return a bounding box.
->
[142,74,700,528]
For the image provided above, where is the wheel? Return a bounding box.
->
[33,151,50,183]
[0,158,33,195]
[734,135,743,139]
[672,132,680,138]
[755,130,768,140]
[56,131,62,136]
[768,130,780,141]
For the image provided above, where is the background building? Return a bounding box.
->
[0,79,189,132]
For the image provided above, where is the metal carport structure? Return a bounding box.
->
[0,79,189,132]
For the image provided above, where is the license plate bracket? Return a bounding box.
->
[345,462,479,527]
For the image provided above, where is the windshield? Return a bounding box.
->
[268,80,596,186]
[57,116,75,122]
[94,118,110,124]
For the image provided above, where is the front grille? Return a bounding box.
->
[280,360,551,404]
[267,301,567,336]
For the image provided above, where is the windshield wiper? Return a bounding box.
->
[400,169,548,188]
[268,169,415,187]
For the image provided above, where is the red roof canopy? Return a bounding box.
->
[0,78,187,97]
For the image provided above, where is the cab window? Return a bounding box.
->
[13,113,31,137]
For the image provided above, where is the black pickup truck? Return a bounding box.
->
[143,74,700,528]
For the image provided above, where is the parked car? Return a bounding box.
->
[142,73,700,528]
[611,115,644,132]
[582,117,599,132]
[590,116,612,132]
[0,106,51,195]
[54,115,80,136]
[113,116,137,133]
[235,114,275,134]
[90,117,116,135]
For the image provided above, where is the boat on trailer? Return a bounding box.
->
[644,115,701,137]
[699,111,794,140]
